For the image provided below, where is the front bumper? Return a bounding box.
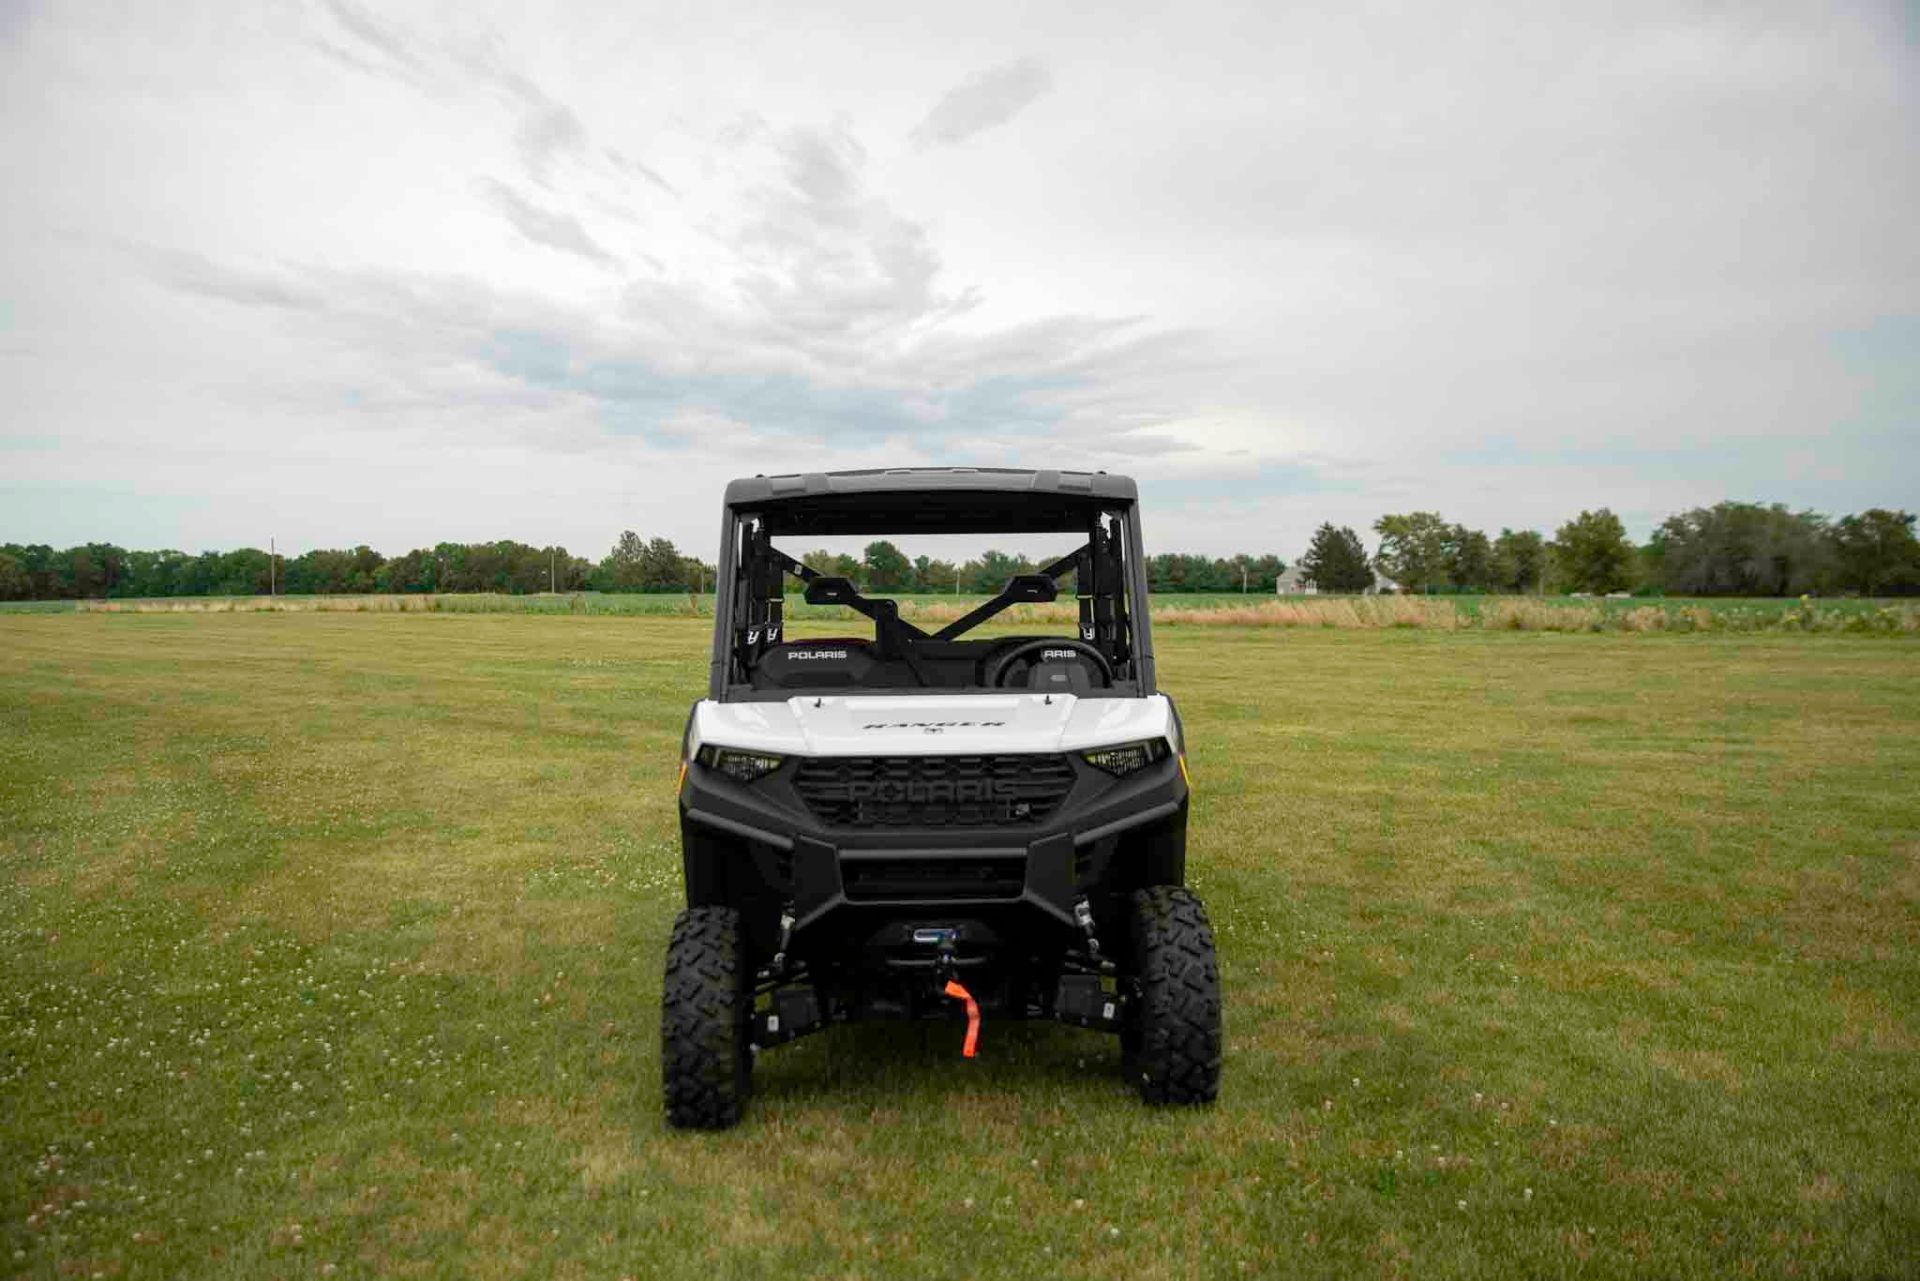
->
[678,752,1187,937]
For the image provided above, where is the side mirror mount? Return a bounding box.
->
[1001,574,1058,604]
[804,576,859,605]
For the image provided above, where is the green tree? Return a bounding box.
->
[1491,529,1547,594]
[1,545,56,598]
[1147,553,1233,592]
[1299,524,1371,592]
[1442,525,1494,592]
[829,553,863,586]
[209,549,271,595]
[123,549,192,598]
[863,540,912,592]
[784,549,836,593]
[678,555,712,594]
[1829,509,1920,596]
[920,558,959,593]
[346,545,384,593]
[0,552,27,600]
[58,543,128,598]
[1372,512,1448,593]
[967,550,1025,594]
[382,549,432,595]
[1650,503,1833,596]
[597,531,647,592]
[1551,509,1634,594]
[638,537,687,591]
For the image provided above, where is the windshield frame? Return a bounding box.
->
[708,494,1157,702]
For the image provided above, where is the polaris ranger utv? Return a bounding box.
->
[666,468,1220,1128]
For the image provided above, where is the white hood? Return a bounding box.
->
[691,693,1178,758]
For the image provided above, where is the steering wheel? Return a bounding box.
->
[985,639,1116,689]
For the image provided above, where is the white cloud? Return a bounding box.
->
[911,58,1054,147]
[0,0,1913,563]
[477,178,618,266]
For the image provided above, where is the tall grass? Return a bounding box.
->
[56,591,1920,634]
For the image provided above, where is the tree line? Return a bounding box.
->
[0,534,711,601]
[1296,504,1919,596]
[3,503,1913,601]
[0,533,1288,601]
[794,546,1288,596]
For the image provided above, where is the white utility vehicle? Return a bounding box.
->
[664,468,1221,1128]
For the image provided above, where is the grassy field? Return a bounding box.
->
[2,614,1917,1278]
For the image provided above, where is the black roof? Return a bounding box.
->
[724,467,1136,505]
[724,468,1139,537]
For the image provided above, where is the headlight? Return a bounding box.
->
[696,745,784,782]
[1082,738,1171,776]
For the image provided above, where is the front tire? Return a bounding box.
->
[1125,886,1222,1105]
[662,906,752,1129]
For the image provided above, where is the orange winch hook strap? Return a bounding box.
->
[943,979,980,1058]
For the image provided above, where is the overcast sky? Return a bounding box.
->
[2,0,1914,560]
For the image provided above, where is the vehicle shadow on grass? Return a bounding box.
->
[745,1019,1136,1111]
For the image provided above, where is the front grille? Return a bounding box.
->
[792,754,1075,828]
[842,855,1026,901]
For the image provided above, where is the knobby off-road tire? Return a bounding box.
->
[1125,886,1222,1105]
[661,906,752,1130]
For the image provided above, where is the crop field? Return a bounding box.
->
[3,614,1917,1278]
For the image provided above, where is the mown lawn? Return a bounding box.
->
[2,614,1916,1278]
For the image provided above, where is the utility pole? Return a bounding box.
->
[270,538,276,596]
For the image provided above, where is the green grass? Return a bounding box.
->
[3,614,1917,1278]
[0,600,82,615]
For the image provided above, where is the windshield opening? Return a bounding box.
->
[721,506,1139,697]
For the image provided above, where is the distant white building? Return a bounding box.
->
[1277,564,1400,596]
[1275,564,1318,595]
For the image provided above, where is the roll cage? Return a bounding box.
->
[708,469,1158,700]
